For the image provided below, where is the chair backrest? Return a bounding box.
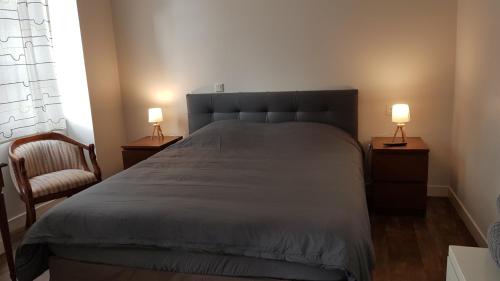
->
[12,139,86,178]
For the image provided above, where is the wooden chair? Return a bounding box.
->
[0,163,16,281]
[9,132,102,228]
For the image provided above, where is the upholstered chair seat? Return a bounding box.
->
[29,169,97,198]
[9,132,101,228]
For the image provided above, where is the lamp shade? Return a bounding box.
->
[392,104,410,123]
[148,108,163,123]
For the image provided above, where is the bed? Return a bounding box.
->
[15,90,374,281]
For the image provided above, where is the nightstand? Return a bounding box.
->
[122,136,182,169]
[370,137,429,215]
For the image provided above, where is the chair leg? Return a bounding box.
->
[25,202,36,229]
[24,202,30,229]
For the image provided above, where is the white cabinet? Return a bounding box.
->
[446,246,500,281]
[447,258,460,281]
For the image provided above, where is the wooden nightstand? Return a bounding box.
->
[122,136,182,169]
[370,137,429,215]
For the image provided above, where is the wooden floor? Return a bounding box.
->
[371,198,476,281]
[0,198,476,281]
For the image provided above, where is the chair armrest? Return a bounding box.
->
[87,144,102,182]
[0,163,6,193]
[7,153,33,201]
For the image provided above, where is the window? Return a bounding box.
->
[0,0,66,143]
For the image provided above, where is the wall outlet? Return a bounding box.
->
[215,83,224,93]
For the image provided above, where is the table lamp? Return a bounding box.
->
[386,104,410,146]
[149,108,164,139]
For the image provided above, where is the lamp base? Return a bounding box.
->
[151,123,164,139]
[384,124,408,146]
[384,141,407,147]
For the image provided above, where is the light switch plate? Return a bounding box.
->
[385,105,392,116]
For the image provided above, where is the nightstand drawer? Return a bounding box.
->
[122,136,182,169]
[373,182,427,214]
[372,152,428,182]
[122,150,158,169]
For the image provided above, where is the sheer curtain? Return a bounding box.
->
[0,0,66,143]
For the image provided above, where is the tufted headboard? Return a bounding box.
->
[186,90,358,139]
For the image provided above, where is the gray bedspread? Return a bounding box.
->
[16,120,374,281]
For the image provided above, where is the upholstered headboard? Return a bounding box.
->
[186,90,358,139]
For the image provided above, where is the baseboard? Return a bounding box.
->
[448,187,488,247]
[0,200,61,255]
[428,185,450,197]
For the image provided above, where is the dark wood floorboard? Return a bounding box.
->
[371,197,477,281]
[0,198,477,281]
[0,229,24,281]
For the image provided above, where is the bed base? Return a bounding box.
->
[49,257,280,281]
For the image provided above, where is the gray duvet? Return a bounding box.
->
[16,120,374,281]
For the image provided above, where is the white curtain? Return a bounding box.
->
[0,0,65,143]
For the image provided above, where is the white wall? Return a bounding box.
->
[77,0,126,178]
[451,0,500,239]
[110,0,458,187]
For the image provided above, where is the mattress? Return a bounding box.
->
[16,120,374,281]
